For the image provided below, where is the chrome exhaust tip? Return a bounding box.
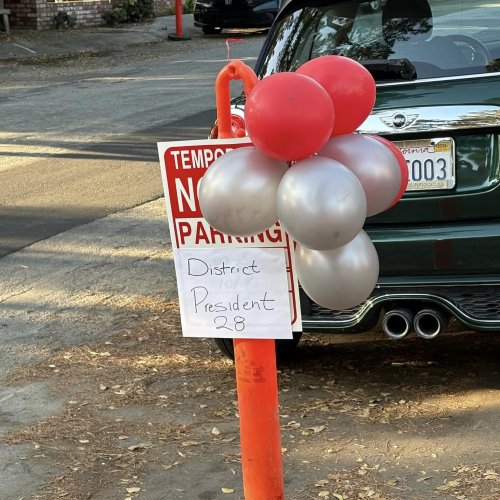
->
[414,308,448,340]
[382,308,414,340]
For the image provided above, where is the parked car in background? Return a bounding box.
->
[193,0,279,34]
[213,0,500,359]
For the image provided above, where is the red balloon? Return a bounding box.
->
[296,55,376,136]
[245,72,335,161]
[372,135,409,207]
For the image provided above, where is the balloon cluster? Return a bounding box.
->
[200,56,408,311]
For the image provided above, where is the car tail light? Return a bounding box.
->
[210,114,246,139]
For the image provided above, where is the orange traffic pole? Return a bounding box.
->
[214,61,285,499]
[215,59,258,138]
[234,338,285,499]
[168,0,191,41]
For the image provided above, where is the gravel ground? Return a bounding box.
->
[1,199,499,500]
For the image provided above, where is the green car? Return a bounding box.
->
[214,0,500,357]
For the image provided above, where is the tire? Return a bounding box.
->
[214,333,303,363]
[202,26,222,35]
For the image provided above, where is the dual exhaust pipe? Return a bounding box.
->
[382,307,449,340]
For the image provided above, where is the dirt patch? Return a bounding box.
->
[1,294,500,499]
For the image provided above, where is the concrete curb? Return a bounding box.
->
[0,14,196,62]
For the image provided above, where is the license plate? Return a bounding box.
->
[394,138,455,191]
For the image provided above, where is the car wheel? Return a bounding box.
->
[213,333,303,363]
[202,26,223,34]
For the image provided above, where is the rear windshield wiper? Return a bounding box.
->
[360,58,417,81]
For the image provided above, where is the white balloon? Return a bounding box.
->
[199,147,288,236]
[295,230,379,311]
[276,156,367,250]
[318,134,402,216]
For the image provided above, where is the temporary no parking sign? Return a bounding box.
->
[158,138,302,337]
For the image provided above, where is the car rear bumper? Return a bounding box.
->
[302,279,500,333]
[301,219,500,333]
[194,5,276,29]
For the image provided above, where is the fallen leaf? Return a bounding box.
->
[163,461,180,470]
[332,494,344,500]
[318,492,329,497]
[181,441,201,447]
[128,443,152,451]
[78,439,89,444]
[99,384,108,391]
[212,427,221,435]
[311,425,326,434]
[221,487,234,494]
[126,487,141,494]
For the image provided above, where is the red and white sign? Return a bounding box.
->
[158,138,302,333]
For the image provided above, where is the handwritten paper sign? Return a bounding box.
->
[175,247,293,339]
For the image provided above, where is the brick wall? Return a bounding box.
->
[5,0,112,30]
[40,0,112,29]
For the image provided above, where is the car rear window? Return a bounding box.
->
[258,0,500,80]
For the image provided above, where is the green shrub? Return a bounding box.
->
[101,7,127,27]
[123,0,155,22]
[54,11,77,29]
[101,0,155,27]
[164,0,194,15]
[183,0,195,13]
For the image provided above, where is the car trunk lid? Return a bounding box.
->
[360,74,500,226]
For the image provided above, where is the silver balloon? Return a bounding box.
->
[318,135,402,217]
[199,147,288,236]
[276,156,367,250]
[295,230,379,311]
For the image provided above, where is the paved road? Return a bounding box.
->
[0,36,265,257]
